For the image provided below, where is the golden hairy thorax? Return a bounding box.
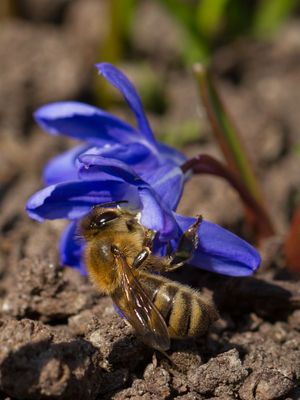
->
[85,230,145,294]
[80,206,146,294]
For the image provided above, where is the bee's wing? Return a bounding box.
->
[111,249,170,352]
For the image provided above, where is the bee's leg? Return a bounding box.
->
[111,244,149,272]
[143,229,156,250]
[165,242,174,257]
[128,229,156,270]
[131,247,151,269]
[165,215,203,271]
[156,350,185,373]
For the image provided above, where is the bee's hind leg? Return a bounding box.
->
[165,215,203,272]
[156,350,186,373]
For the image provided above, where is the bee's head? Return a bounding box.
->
[79,202,140,240]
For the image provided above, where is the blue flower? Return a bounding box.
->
[35,63,186,186]
[26,63,261,277]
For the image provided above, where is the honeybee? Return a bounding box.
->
[79,202,218,352]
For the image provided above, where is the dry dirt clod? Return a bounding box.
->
[1,256,100,322]
[68,298,115,336]
[239,369,295,400]
[187,349,248,396]
[174,393,204,400]
[0,318,103,400]
[85,313,151,372]
[112,364,171,400]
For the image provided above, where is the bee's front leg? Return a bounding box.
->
[165,215,203,272]
[128,228,156,270]
[131,247,151,269]
[143,229,156,249]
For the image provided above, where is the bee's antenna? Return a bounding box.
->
[92,200,128,209]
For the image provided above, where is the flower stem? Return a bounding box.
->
[193,63,275,238]
[181,154,275,239]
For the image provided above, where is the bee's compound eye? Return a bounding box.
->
[91,211,118,229]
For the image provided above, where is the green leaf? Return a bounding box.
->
[157,0,196,32]
[193,63,274,238]
[196,0,229,38]
[253,0,297,37]
[101,0,137,63]
[156,0,209,64]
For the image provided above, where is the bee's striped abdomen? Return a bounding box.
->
[167,289,191,338]
[188,295,214,336]
[139,272,218,339]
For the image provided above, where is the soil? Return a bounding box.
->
[0,1,300,399]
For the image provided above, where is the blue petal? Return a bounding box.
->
[78,155,145,186]
[157,142,187,167]
[26,180,141,221]
[96,63,156,145]
[78,154,184,211]
[142,164,184,210]
[139,187,179,240]
[43,141,168,187]
[59,221,86,274]
[82,143,159,174]
[78,155,181,237]
[43,144,89,185]
[34,101,142,145]
[78,156,180,239]
[174,214,261,276]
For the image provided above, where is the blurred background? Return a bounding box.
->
[0,0,300,235]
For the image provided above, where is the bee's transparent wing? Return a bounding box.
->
[111,248,170,352]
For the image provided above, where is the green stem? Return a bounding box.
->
[193,63,275,237]
[181,154,275,239]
